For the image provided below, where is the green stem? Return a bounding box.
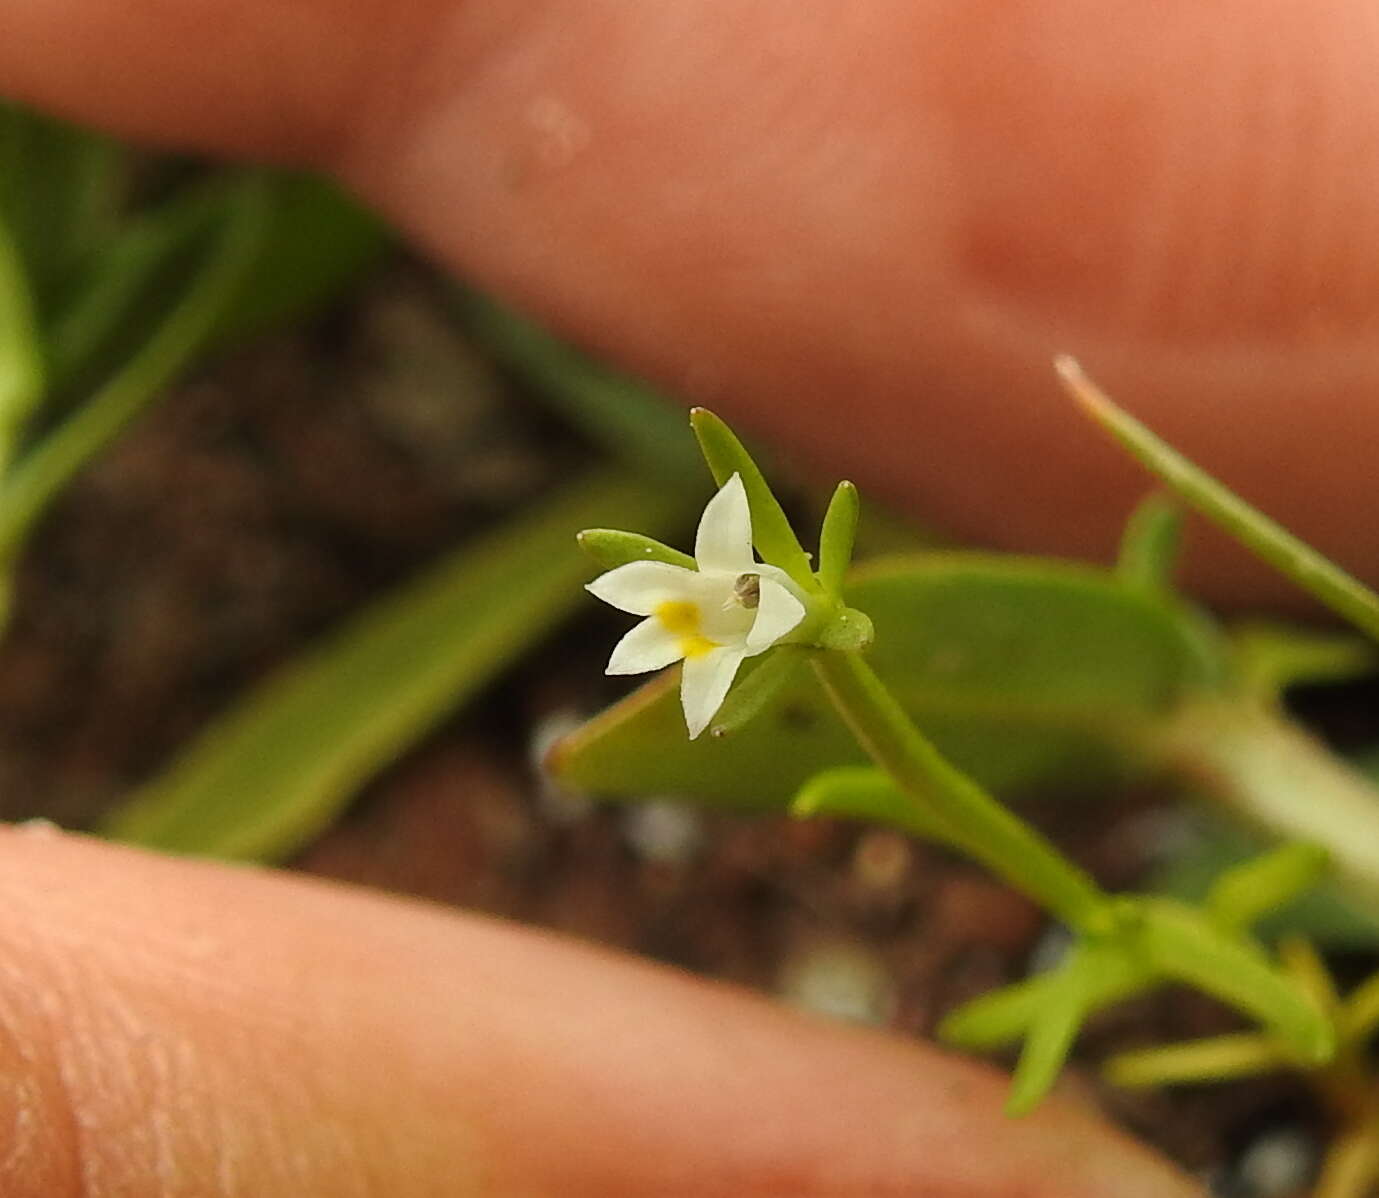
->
[810,650,1109,929]
[1155,699,1379,912]
[0,173,269,560]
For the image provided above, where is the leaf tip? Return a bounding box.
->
[1053,354,1113,419]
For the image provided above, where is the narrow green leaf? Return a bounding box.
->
[576,528,695,572]
[1155,701,1379,922]
[708,647,805,739]
[1206,843,1330,932]
[791,764,951,841]
[1116,493,1182,592]
[45,178,227,397]
[1149,809,1379,950]
[939,949,1148,1050]
[457,292,700,486]
[1276,934,1340,1016]
[1059,356,1379,642]
[1339,969,1379,1045]
[0,104,121,308]
[0,173,270,560]
[1006,950,1103,1116]
[1104,1033,1287,1088]
[1138,899,1334,1064]
[105,471,689,862]
[1230,622,1376,702]
[0,213,44,467]
[204,174,385,350]
[1314,1128,1379,1198]
[938,975,1055,1050]
[817,481,859,595]
[689,408,817,590]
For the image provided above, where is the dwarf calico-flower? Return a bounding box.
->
[586,473,805,737]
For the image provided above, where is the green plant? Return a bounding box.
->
[562,399,1379,1118]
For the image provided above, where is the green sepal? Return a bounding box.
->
[1060,356,1379,642]
[689,407,817,591]
[577,528,696,572]
[1116,493,1182,592]
[1104,1033,1287,1089]
[817,480,860,595]
[707,647,804,739]
[813,605,874,653]
[1206,843,1330,933]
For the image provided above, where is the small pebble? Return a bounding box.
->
[851,830,912,892]
[528,710,595,825]
[622,799,704,866]
[777,940,896,1026]
[1225,1126,1316,1197]
[15,818,62,838]
[1027,923,1075,976]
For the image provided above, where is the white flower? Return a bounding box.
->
[587,474,807,738]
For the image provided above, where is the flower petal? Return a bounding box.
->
[694,473,754,573]
[745,577,806,653]
[606,617,685,675]
[680,646,747,738]
[587,561,697,616]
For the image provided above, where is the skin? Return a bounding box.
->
[0,0,1375,1192]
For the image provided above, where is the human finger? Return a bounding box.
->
[0,825,1197,1196]
[2,2,1377,601]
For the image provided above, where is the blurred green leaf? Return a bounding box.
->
[1151,811,1379,949]
[1230,621,1376,701]
[104,471,691,862]
[1205,842,1330,932]
[47,172,382,405]
[0,213,44,465]
[1006,946,1103,1115]
[206,173,386,349]
[1138,898,1333,1063]
[43,175,234,401]
[0,104,120,313]
[940,950,1148,1051]
[0,173,272,561]
[457,292,700,486]
[551,553,1224,807]
[1116,493,1182,592]
[1105,1033,1287,1088]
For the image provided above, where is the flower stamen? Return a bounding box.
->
[733,573,761,609]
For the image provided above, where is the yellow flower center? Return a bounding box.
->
[656,599,717,659]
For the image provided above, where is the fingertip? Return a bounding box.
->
[0,828,1201,1197]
